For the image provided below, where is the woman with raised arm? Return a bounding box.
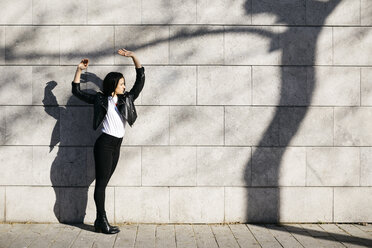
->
[71,49,145,234]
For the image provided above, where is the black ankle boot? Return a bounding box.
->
[94,212,119,231]
[94,212,120,234]
[103,213,120,230]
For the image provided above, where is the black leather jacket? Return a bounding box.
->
[71,66,145,129]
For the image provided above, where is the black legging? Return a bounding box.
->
[93,132,123,216]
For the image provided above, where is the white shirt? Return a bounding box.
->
[101,95,126,138]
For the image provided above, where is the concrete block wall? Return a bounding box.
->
[0,0,371,224]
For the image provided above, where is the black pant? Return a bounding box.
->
[93,132,123,216]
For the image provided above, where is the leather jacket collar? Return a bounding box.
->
[96,92,128,110]
[95,91,137,128]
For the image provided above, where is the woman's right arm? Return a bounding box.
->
[71,59,96,104]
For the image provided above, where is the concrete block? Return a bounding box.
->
[86,65,142,105]
[142,146,196,186]
[279,27,333,65]
[169,26,224,64]
[334,187,372,222]
[252,0,306,25]
[309,67,360,106]
[84,186,114,224]
[32,146,58,186]
[6,186,59,222]
[0,0,32,24]
[225,187,333,223]
[170,106,224,145]
[122,106,169,145]
[197,0,251,24]
[224,187,248,223]
[0,66,32,105]
[170,187,224,223]
[252,147,306,186]
[33,0,87,24]
[5,26,59,65]
[306,0,360,25]
[279,107,333,146]
[142,0,196,24]
[6,106,59,145]
[279,187,333,222]
[58,186,90,223]
[0,187,4,221]
[225,26,281,65]
[197,66,251,105]
[105,147,142,186]
[141,66,196,105]
[361,148,372,186]
[51,147,87,187]
[334,27,372,65]
[87,0,141,24]
[0,146,33,185]
[0,107,5,145]
[115,26,169,65]
[306,147,360,186]
[32,66,86,106]
[361,0,372,25]
[334,107,372,146]
[0,27,5,64]
[197,147,251,186]
[60,26,114,65]
[225,106,279,146]
[115,187,169,223]
[252,66,307,105]
[361,68,372,106]
[228,187,280,223]
[60,106,100,146]
[34,146,88,187]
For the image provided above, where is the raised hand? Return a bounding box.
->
[78,58,89,70]
[118,48,135,57]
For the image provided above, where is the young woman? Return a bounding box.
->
[71,48,145,234]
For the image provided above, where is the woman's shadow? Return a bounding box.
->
[43,71,103,230]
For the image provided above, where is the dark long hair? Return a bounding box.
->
[102,72,125,96]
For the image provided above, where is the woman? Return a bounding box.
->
[71,48,145,234]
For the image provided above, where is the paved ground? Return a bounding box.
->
[0,223,372,248]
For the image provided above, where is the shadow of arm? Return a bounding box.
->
[43,81,60,119]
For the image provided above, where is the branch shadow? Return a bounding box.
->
[4,1,370,242]
[261,224,372,247]
[242,0,342,224]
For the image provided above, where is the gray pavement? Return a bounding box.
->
[0,223,372,248]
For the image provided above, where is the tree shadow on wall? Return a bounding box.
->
[243,0,341,223]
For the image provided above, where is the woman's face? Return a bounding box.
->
[114,78,125,96]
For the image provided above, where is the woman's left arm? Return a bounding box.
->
[129,66,145,101]
[131,54,142,69]
[117,48,145,101]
